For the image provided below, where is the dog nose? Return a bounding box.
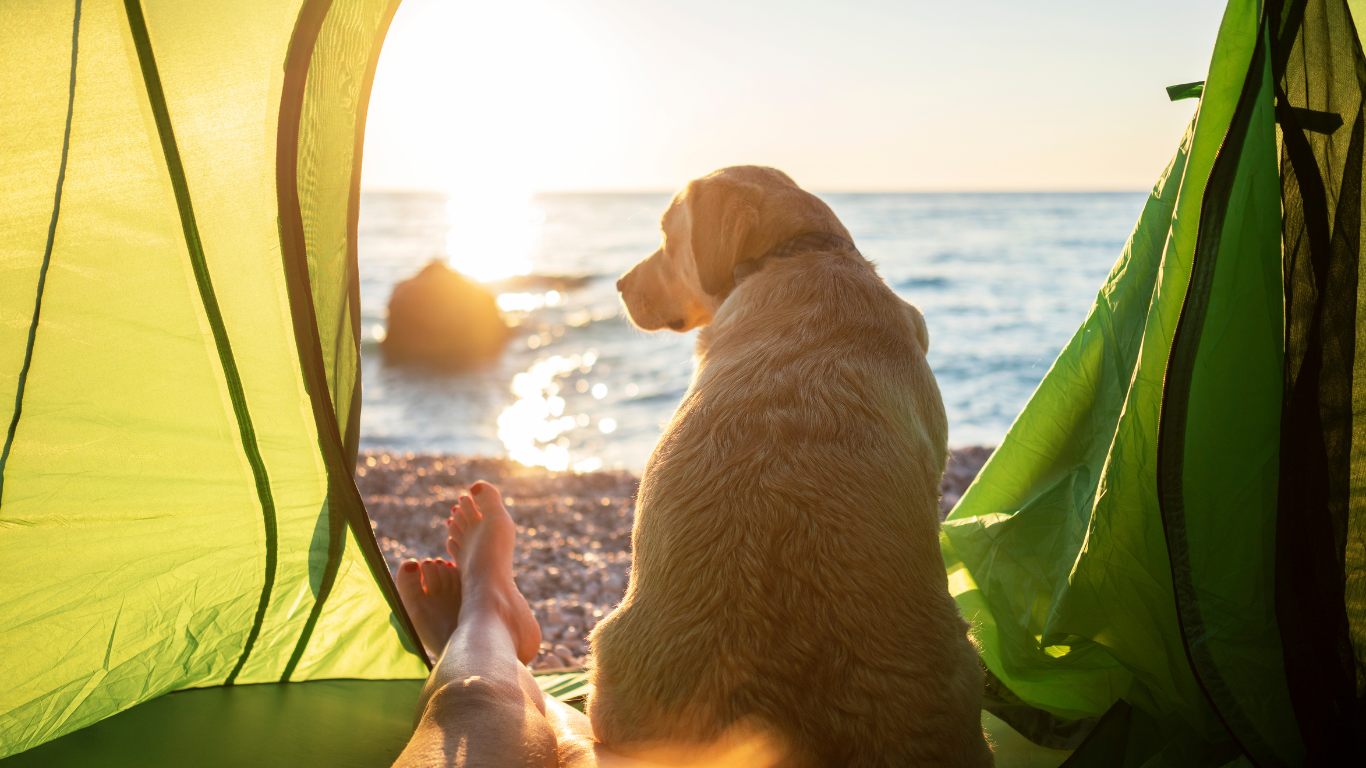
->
[616,276,626,292]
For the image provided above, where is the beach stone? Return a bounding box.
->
[383,260,510,368]
[552,645,577,665]
[535,653,565,670]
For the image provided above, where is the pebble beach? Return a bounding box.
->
[360,446,994,671]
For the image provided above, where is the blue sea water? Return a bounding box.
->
[357,191,1146,472]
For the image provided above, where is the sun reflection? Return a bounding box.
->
[496,290,562,313]
[445,188,542,282]
[573,457,603,473]
[497,352,609,472]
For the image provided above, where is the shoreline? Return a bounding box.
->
[359,447,993,670]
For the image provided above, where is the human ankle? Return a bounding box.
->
[459,582,516,617]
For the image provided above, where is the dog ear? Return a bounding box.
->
[686,175,763,297]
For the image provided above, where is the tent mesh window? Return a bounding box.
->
[1270,0,1366,760]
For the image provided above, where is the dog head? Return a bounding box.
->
[616,166,849,332]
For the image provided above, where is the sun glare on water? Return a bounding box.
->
[497,290,561,313]
[497,351,605,472]
[444,186,616,472]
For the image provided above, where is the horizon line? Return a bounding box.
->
[359,186,1151,196]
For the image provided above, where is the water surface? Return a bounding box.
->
[358,191,1145,472]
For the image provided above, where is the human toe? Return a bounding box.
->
[420,559,443,594]
[458,493,482,527]
[445,519,462,559]
[395,560,423,603]
[429,559,457,593]
[469,481,504,511]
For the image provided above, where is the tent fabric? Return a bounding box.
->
[0,675,591,768]
[942,0,1267,735]
[1268,0,1366,761]
[944,0,1365,765]
[1156,8,1287,764]
[0,0,427,759]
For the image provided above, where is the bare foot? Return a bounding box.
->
[395,557,461,658]
[447,481,542,664]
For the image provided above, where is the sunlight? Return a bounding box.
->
[446,188,541,282]
[363,0,632,281]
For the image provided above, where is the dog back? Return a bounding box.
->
[589,249,991,767]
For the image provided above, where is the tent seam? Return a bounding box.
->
[276,0,428,681]
[1154,11,1286,768]
[0,0,82,509]
[121,0,280,687]
[342,0,429,668]
[277,0,347,683]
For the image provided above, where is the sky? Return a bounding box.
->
[360,0,1230,195]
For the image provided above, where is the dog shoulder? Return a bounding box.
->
[898,298,930,355]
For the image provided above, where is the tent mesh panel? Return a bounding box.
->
[1271,0,1366,761]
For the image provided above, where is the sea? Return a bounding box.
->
[357,191,1147,473]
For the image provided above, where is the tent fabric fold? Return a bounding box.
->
[947,0,1365,765]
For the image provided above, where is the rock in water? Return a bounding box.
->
[384,260,509,368]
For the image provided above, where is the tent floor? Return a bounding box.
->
[1,675,1070,767]
[1,679,427,768]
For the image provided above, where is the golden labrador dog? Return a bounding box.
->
[589,166,992,766]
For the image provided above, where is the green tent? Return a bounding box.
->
[1,2,596,764]
[943,0,1366,765]
[2,0,1362,766]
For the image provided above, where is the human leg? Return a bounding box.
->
[392,483,555,768]
[393,482,658,768]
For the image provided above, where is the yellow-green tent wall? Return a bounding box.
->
[1,0,429,760]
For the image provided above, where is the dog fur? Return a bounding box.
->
[587,166,992,766]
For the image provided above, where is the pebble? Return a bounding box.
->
[553,645,577,665]
[940,446,993,516]
[360,447,991,671]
